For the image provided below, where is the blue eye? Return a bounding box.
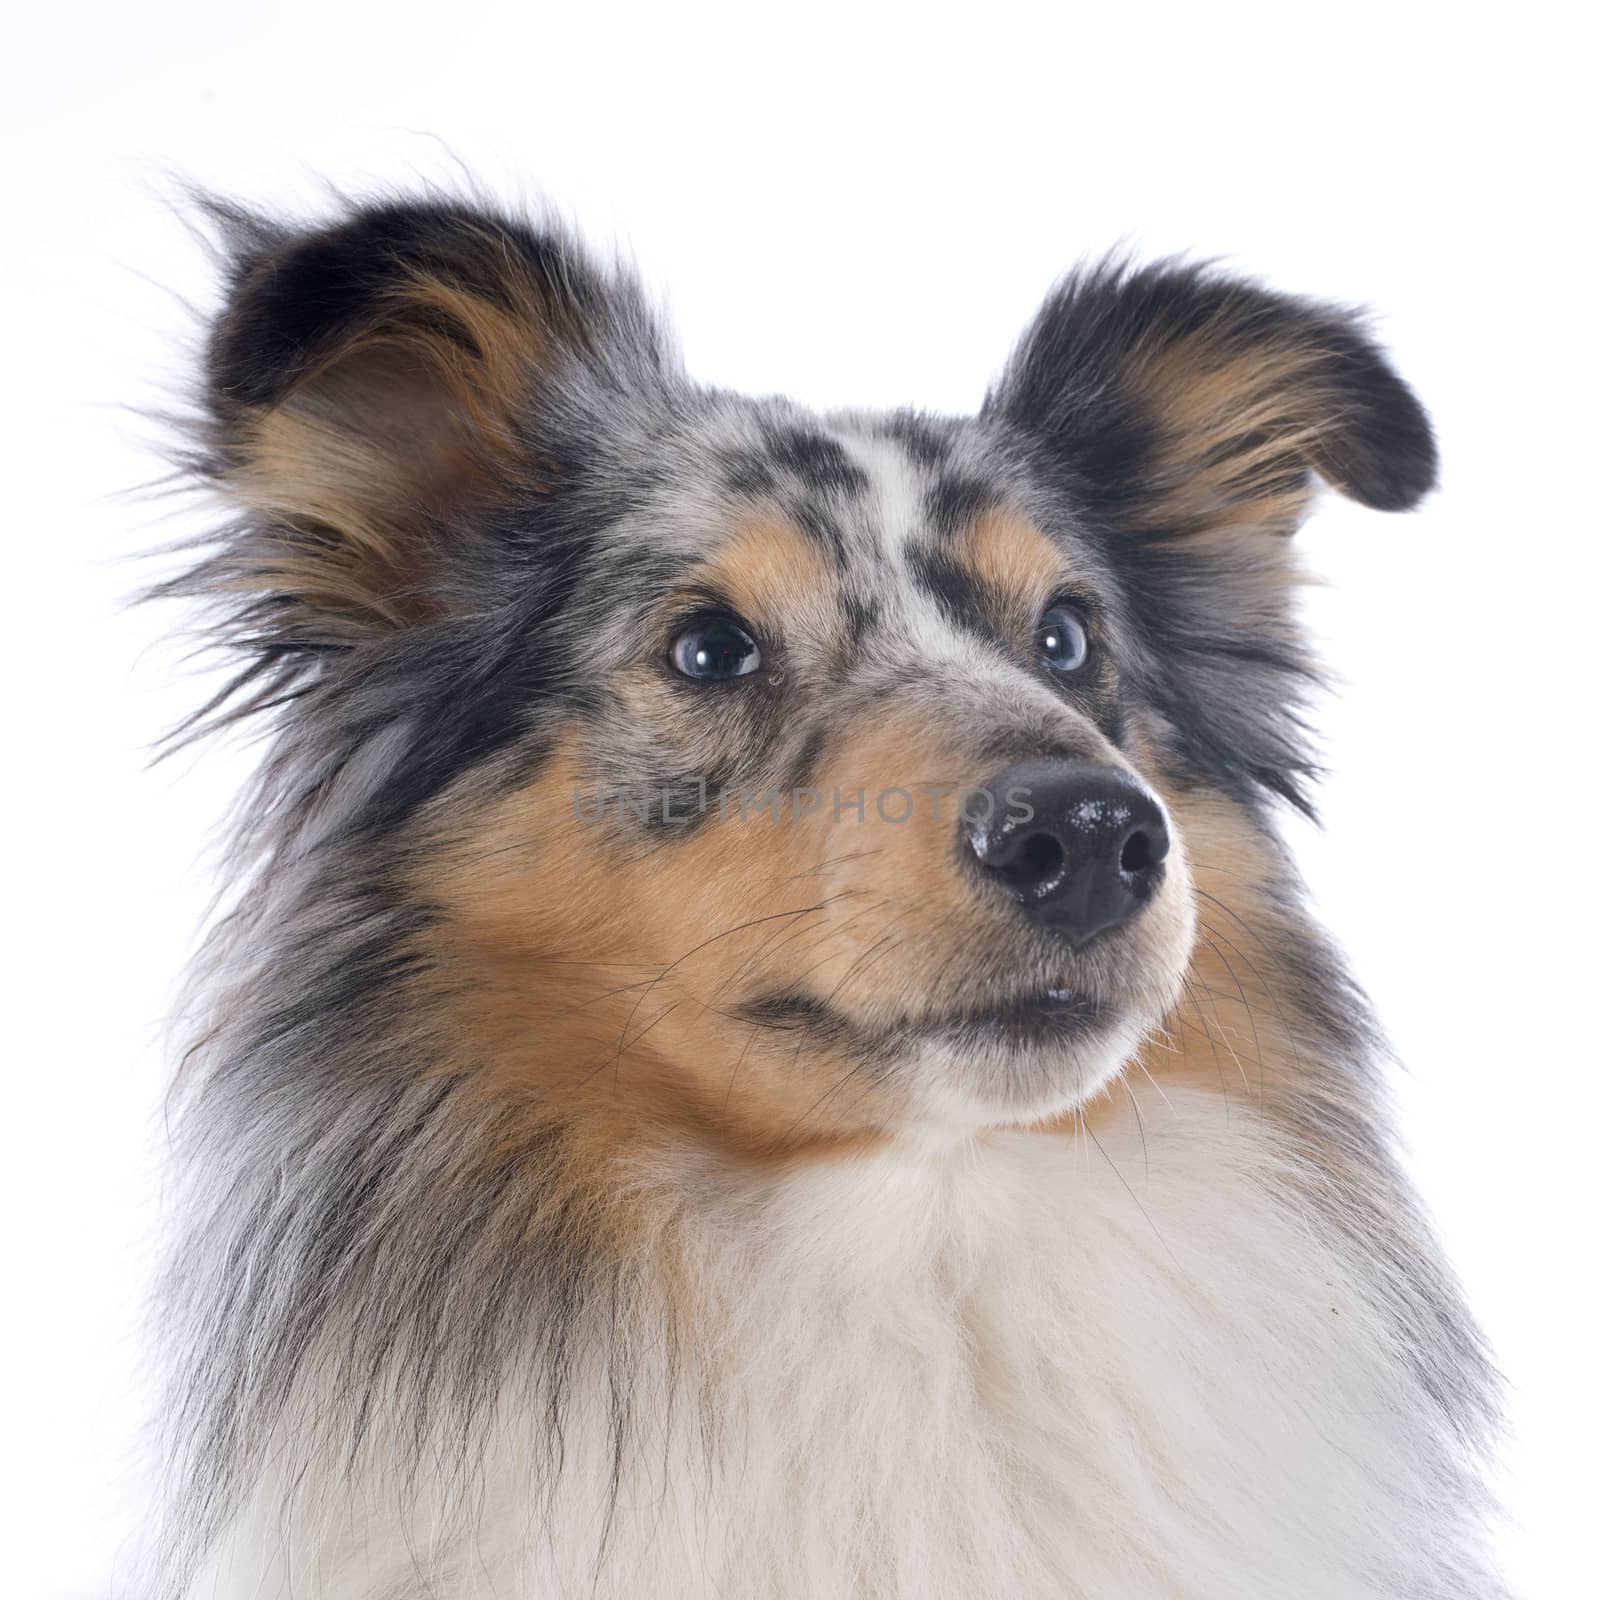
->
[670,615,763,681]
[1037,604,1090,672]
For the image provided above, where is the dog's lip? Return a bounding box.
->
[737,985,1108,1047]
[735,984,1119,1058]
[915,986,1106,1040]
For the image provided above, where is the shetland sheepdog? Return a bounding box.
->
[144,193,1506,1598]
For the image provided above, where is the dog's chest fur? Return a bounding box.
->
[197,1088,1482,1600]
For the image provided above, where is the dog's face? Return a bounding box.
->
[430,437,1197,1136]
[194,200,1435,1150]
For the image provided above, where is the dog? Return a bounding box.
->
[144,193,1506,1598]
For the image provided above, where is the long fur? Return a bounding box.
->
[142,192,1506,1598]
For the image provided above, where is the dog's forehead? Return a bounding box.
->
[620,398,1055,590]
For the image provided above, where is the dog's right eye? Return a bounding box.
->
[670,615,763,682]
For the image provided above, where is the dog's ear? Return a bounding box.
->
[985,260,1436,541]
[195,197,670,642]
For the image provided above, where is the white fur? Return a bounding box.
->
[188,1086,1483,1599]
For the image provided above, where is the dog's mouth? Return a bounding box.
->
[738,985,1110,1054]
[915,987,1106,1048]
[734,974,1160,1124]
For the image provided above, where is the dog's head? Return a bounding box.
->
[187,198,1434,1149]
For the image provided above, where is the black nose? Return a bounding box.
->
[963,759,1170,946]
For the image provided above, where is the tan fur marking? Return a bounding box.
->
[417,744,893,1164]
[415,709,1026,1165]
[1123,331,1336,538]
[1089,781,1337,1156]
[224,258,557,629]
[963,511,1064,615]
[692,518,837,626]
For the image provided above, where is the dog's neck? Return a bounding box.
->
[185,1081,1501,1600]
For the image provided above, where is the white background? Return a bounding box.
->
[3,4,1593,1595]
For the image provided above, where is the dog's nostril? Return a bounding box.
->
[1012,831,1065,887]
[1119,829,1153,875]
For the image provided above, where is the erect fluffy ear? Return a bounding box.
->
[984,259,1437,539]
[190,196,671,642]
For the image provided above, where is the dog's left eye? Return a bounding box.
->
[670,615,763,681]
[1036,603,1090,672]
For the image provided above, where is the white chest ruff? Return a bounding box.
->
[198,1090,1482,1599]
